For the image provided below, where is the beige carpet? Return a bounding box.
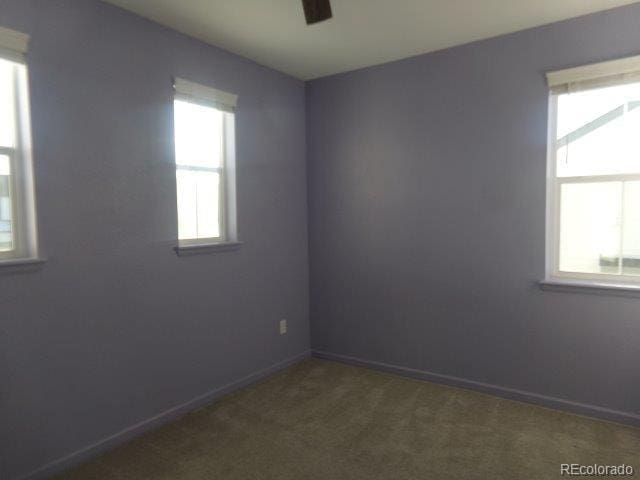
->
[54,358,640,479]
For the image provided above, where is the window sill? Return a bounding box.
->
[0,257,46,274]
[174,241,243,257]
[539,279,640,297]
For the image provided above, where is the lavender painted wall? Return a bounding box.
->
[0,1,309,478]
[307,5,640,422]
[4,1,640,478]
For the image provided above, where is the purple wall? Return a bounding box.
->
[4,1,640,478]
[0,1,309,478]
[307,4,640,424]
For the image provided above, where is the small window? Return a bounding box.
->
[172,78,237,248]
[0,27,39,263]
[546,56,640,284]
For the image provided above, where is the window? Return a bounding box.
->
[0,27,38,263]
[546,56,640,285]
[172,78,238,250]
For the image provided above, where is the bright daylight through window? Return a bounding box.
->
[173,78,237,248]
[0,27,38,263]
[547,57,640,284]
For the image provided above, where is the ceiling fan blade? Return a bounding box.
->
[302,0,333,25]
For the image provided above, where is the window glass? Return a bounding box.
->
[0,59,16,148]
[174,100,223,169]
[0,32,39,262]
[622,181,640,276]
[553,79,640,281]
[0,154,12,252]
[559,182,621,274]
[176,169,220,240]
[557,83,640,177]
[173,99,225,242]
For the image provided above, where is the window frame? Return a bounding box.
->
[546,80,640,286]
[0,145,21,261]
[173,106,228,246]
[172,78,238,251]
[0,42,39,265]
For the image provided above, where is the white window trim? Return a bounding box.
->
[0,26,28,64]
[547,54,640,95]
[172,78,239,255]
[173,77,237,113]
[544,56,640,291]
[0,26,40,268]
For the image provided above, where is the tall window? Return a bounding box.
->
[0,27,38,262]
[173,78,237,248]
[546,56,640,284]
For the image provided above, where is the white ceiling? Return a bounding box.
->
[103,0,639,80]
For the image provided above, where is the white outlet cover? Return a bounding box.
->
[279,319,287,335]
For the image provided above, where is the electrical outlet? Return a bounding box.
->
[279,319,287,335]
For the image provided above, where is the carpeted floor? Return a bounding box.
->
[54,358,640,479]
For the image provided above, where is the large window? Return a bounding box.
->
[546,56,640,284]
[0,27,38,263]
[172,78,237,249]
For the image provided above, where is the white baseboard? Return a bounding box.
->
[18,350,311,480]
[312,350,640,428]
